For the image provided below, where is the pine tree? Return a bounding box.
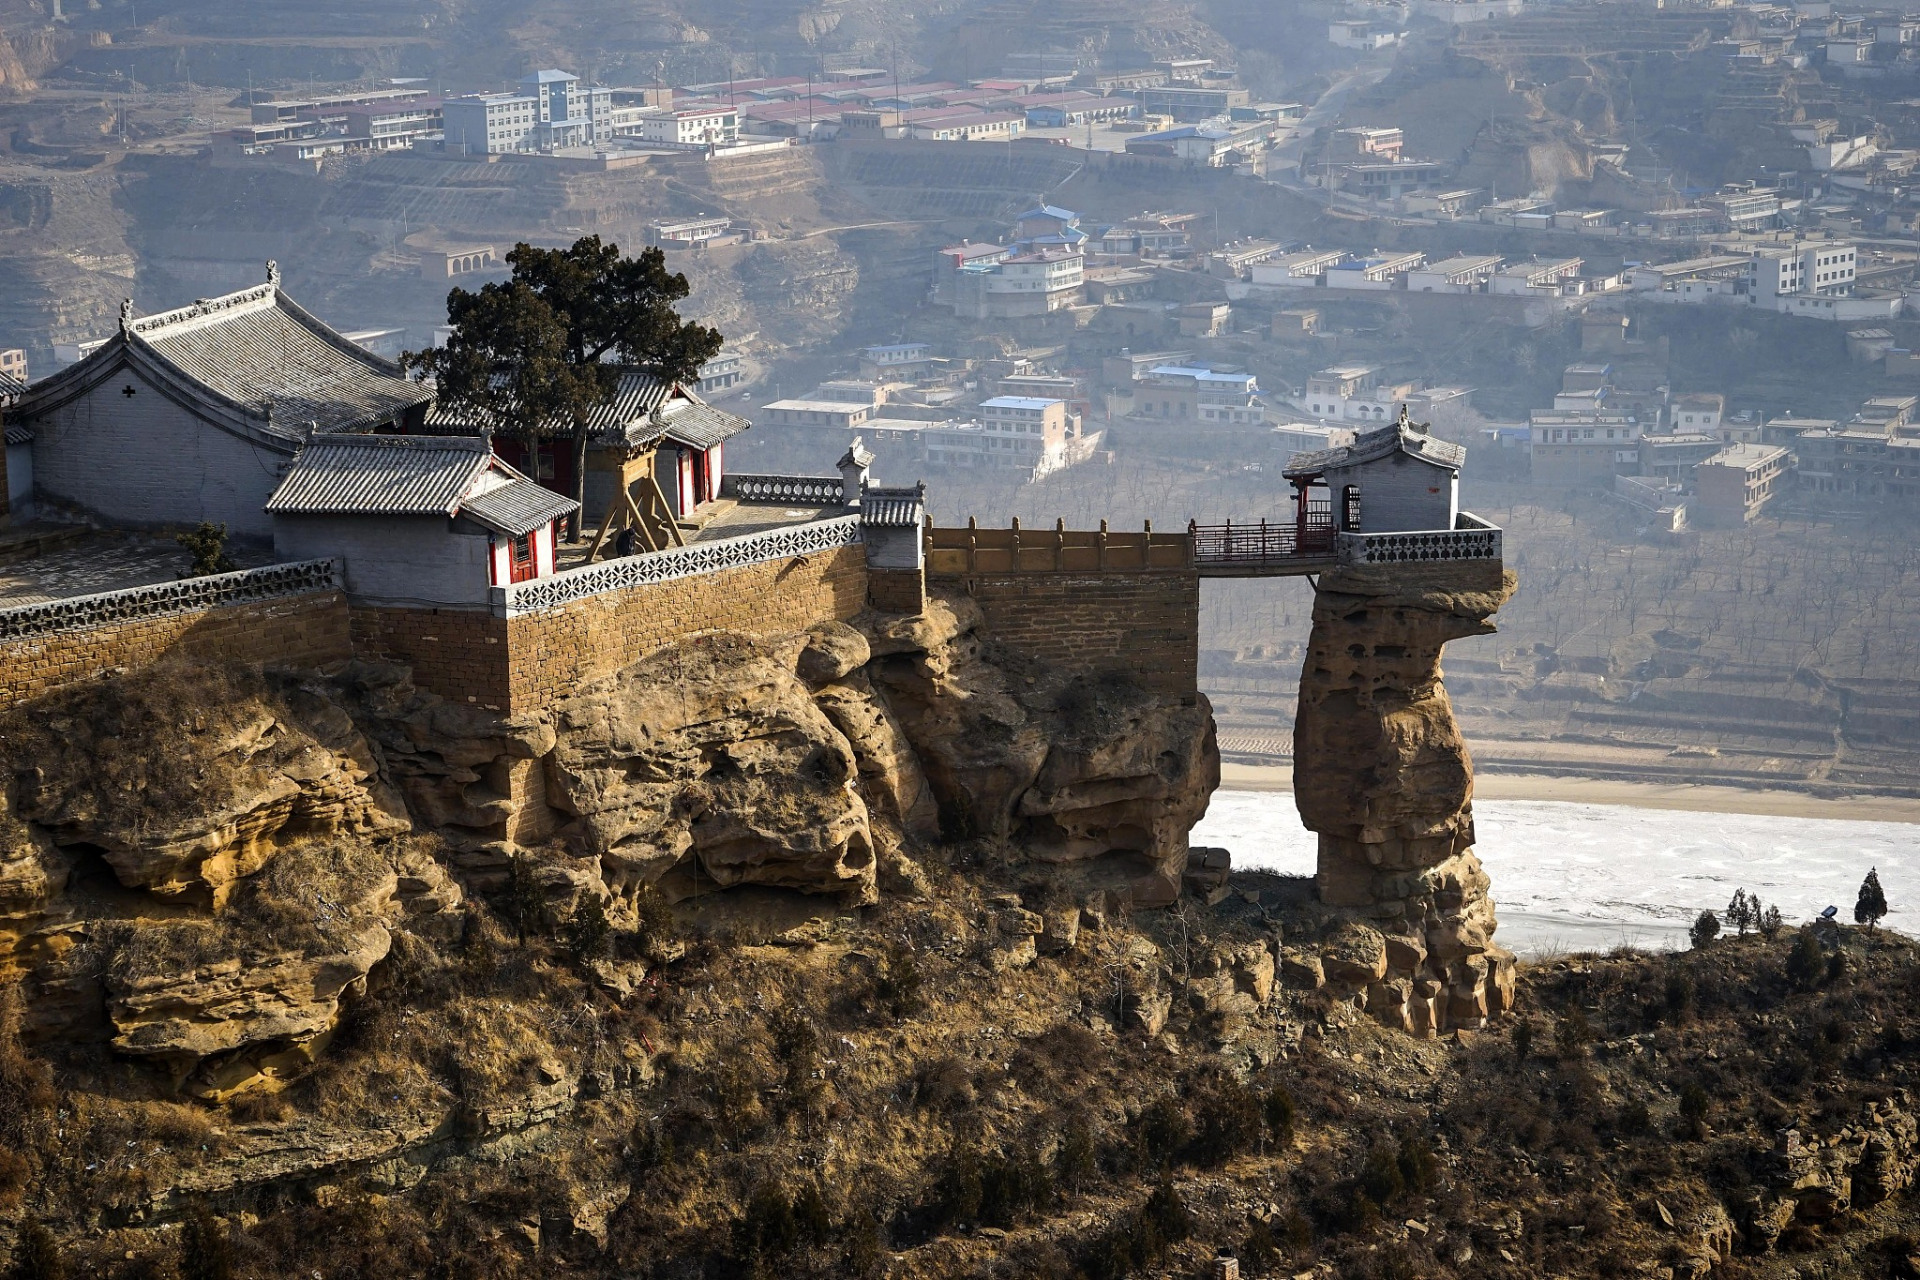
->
[1726,889,1754,936]
[1856,868,1889,933]
[1760,903,1784,940]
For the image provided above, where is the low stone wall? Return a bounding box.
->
[939,568,1201,696]
[504,542,870,712]
[0,589,351,710]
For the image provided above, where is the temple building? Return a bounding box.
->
[5,264,430,539]
[266,434,578,606]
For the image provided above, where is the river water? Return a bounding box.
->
[1192,791,1920,954]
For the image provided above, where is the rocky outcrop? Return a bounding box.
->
[1293,560,1519,1034]
[546,632,880,906]
[865,594,1218,906]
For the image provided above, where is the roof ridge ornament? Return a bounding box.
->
[1398,403,1430,434]
[266,260,280,289]
[119,297,135,333]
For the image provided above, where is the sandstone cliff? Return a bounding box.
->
[0,587,1217,1097]
[1293,560,1519,1036]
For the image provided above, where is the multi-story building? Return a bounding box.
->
[1134,365,1265,425]
[948,249,1084,318]
[442,69,613,155]
[1640,432,1725,485]
[0,349,24,385]
[1692,443,1790,526]
[1305,365,1381,417]
[1795,429,1920,503]
[1529,411,1643,485]
[757,399,876,431]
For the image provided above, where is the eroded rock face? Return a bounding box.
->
[866,593,1218,906]
[8,668,408,906]
[1294,560,1519,1034]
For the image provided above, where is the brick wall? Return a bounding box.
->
[939,569,1200,695]
[0,590,351,710]
[867,565,926,615]
[505,542,869,711]
[349,605,512,710]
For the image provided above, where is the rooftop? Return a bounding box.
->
[980,395,1064,409]
[11,267,431,442]
[265,434,577,535]
[1284,416,1465,478]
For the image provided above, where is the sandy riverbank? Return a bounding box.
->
[1218,762,1920,825]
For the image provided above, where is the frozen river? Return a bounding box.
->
[1192,791,1920,954]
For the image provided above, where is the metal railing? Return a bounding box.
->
[0,558,344,642]
[1189,510,1337,567]
[720,473,846,505]
[494,515,863,616]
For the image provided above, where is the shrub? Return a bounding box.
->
[562,893,611,965]
[1188,1076,1263,1167]
[1396,1135,1439,1194]
[1264,1085,1297,1148]
[1359,1142,1406,1208]
[1786,928,1826,990]
[9,1219,64,1280]
[873,943,925,1020]
[1679,1082,1711,1138]
[1760,904,1784,940]
[178,1203,234,1280]
[1053,1117,1099,1194]
[1727,889,1756,936]
[933,1145,983,1226]
[1512,1018,1534,1061]
[175,523,237,578]
[979,1148,1052,1227]
[631,882,678,961]
[502,854,546,942]
[1556,1008,1594,1059]
[1239,1220,1283,1276]
[1690,911,1721,950]
[1135,1096,1192,1170]
[791,1182,833,1245]
[1616,1099,1653,1137]
[734,1183,801,1263]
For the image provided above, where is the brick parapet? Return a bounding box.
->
[503,542,869,712]
[941,569,1201,695]
[867,564,926,615]
[0,590,351,710]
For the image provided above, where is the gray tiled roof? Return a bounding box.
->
[129,284,429,434]
[861,483,926,528]
[424,367,676,437]
[266,434,494,517]
[1283,422,1466,478]
[462,478,579,536]
[0,371,24,400]
[4,424,30,446]
[651,400,750,451]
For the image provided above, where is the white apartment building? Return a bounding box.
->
[639,105,741,149]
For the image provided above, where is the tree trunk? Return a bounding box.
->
[569,418,590,542]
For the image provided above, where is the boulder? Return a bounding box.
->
[1321,922,1389,986]
[795,620,872,686]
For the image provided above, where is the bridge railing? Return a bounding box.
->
[927,519,1191,575]
[1188,513,1337,567]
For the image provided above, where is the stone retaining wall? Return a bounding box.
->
[0,589,351,710]
[940,569,1201,696]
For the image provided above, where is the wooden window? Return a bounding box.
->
[510,533,536,583]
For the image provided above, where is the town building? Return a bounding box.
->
[948,249,1085,318]
[1406,255,1502,293]
[1795,429,1920,503]
[759,399,877,432]
[1134,365,1265,425]
[1692,443,1790,525]
[6,265,431,539]
[1250,249,1350,287]
[266,435,578,603]
[1134,85,1251,121]
[0,349,24,384]
[858,344,935,379]
[1489,258,1585,296]
[647,216,737,250]
[1325,252,1426,290]
[1640,432,1725,485]
[1671,393,1726,434]
[1124,121,1275,167]
[637,105,741,149]
[1528,411,1643,485]
[421,245,499,279]
[441,70,614,155]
